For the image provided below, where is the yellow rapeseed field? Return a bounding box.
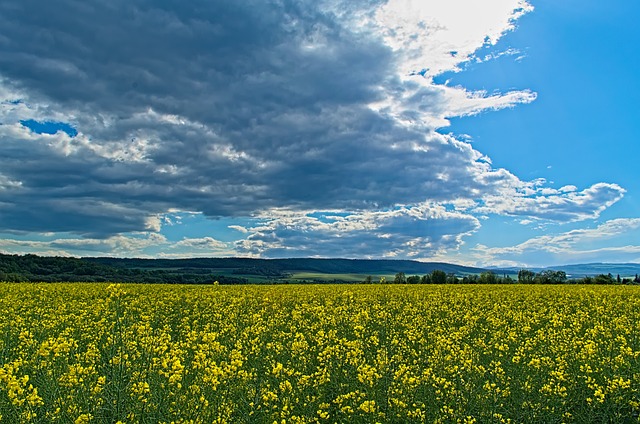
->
[0,283,638,423]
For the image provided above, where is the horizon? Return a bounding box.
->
[1,1,639,268]
[3,251,639,273]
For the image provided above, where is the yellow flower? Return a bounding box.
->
[74,414,92,424]
[359,400,376,413]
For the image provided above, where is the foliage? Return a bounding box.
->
[232,267,290,278]
[0,254,247,285]
[478,271,498,284]
[518,269,535,284]
[535,270,568,284]
[406,275,421,285]
[393,272,406,284]
[0,284,639,423]
[429,269,447,285]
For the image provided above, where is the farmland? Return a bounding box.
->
[0,283,639,423]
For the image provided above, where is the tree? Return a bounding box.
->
[502,275,515,284]
[535,270,567,284]
[430,269,447,284]
[394,272,407,284]
[479,271,498,284]
[462,275,478,284]
[407,275,421,284]
[363,275,373,284]
[594,273,615,284]
[518,269,535,284]
[581,276,594,284]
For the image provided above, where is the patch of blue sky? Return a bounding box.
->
[158,212,256,243]
[437,1,640,190]
[20,119,78,137]
[306,211,352,222]
[432,1,639,242]
[463,216,534,246]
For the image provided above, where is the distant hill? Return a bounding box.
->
[84,256,489,276]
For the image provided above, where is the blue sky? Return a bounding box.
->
[0,0,638,267]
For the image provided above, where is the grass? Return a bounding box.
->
[288,272,393,282]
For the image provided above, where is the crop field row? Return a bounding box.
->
[0,283,638,423]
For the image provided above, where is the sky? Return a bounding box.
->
[0,0,639,268]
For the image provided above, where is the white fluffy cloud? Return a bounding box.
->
[472,218,640,267]
[374,0,534,76]
[0,232,233,258]
[237,204,480,258]
[0,233,166,257]
[475,182,626,222]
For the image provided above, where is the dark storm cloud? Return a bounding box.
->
[0,0,387,125]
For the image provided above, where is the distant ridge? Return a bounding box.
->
[84,256,489,276]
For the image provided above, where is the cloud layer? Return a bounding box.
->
[473,218,640,267]
[236,205,480,258]
[0,0,626,259]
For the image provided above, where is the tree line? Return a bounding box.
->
[369,269,640,285]
[0,254,247,284]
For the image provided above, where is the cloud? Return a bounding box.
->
[472,218,640,267]
[373,0,534,76]
[475,182,626,222]
[0,0,626,259]
[0,233,167,257]
[228,225,249,234]
[237,204,479,258]
[0,232,234,258]
[174,237,229,251]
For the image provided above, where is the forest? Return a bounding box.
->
[0,254,247,284]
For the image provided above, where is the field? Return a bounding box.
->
[288,272,393,283]
[0,284,638,423]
